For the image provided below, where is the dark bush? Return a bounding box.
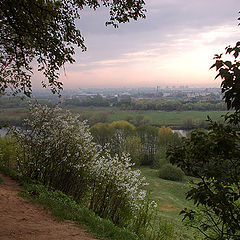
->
[0,136,17,168]
[158,164,185,181]
[152,147,168,169]
[152,157,168,169]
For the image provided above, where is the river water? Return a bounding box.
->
[0,128,8,137]
[172,129,189,137]
[0,127,189,138]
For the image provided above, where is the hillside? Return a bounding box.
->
[0,173,97,240]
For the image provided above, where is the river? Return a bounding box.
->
[172,129,189,137]
[0,128,8,137]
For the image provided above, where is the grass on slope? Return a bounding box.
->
[140,167,201,240]
[0,165,138,240]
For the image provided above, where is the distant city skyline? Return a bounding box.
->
[32,0,240,90]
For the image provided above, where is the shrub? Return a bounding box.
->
[152,147,168,169]
[152,158,168,169]
[9,103,156,234]
[158,164,185,182]
[0,136,17,167]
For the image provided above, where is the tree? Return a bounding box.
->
[119,135,143,166]
[0,0,146,96]
[167,118,240,239]
[136,125,158,165]
[108,120,135,155]
[167,16,240,239]
[91,122,113,146]
[210,13,240,110]
[157,126,180,147]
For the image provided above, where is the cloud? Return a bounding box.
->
[59,0,240,88]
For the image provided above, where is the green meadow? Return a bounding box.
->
[108,110,229,126]
[0,108,27,125]
[0,105,230,127]
[67,106,230,126]
[140,167,201,239]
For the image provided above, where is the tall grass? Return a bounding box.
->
[140,167,202,239]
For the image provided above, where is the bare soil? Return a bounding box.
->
[0,173,97,240]
[159,203,180,212]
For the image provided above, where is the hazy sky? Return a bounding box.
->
[39,0,240,89]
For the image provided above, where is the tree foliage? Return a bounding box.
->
[168,118,240,239]
[158,163,184,182]
[167,15,240,239]
[119,136,143,166]
[90,121,180,167]
[210,15,240,110]
[0,0,146,96]
[114,99,227,111]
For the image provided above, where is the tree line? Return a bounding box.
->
[64,95,227,111]
[90,121,180,168]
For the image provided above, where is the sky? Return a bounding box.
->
[37,0,240,89]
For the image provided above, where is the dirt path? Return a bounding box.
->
[0,174,97,240]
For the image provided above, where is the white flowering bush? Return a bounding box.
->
[10,103,99,200]
[10,103,157,232]
[87,149,149,225]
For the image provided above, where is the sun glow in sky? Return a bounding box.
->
[35,0,240,89]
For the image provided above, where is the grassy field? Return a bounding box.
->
[140,167,201,239]
[67,106,230,126]
[108,110,229,126]
[0,105,231,127]
[0,108,27,126]
[0,108,27,119]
